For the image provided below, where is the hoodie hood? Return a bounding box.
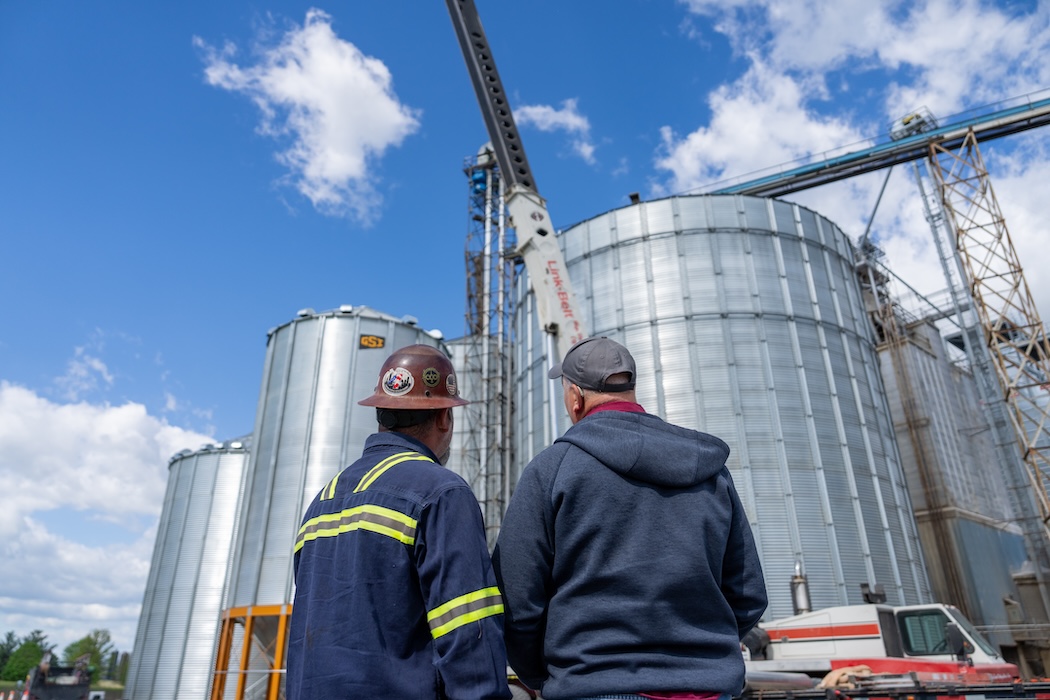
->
[556,411,730,488]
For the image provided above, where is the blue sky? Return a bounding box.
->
[2,0,1049,653]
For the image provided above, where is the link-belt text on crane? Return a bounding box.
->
[548,260,584,345]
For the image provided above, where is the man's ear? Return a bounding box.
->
[568,384,585,420]
[436,407,454,432]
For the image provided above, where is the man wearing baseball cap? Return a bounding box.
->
[493,337,767,700]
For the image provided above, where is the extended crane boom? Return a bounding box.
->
[445,0,586,359]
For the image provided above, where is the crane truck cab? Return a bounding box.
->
[746,603,1018,681]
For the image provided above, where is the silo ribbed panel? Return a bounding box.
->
[446,338,475,489]
[446,334,509,547]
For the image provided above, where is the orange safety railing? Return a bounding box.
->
[210,604,291,700]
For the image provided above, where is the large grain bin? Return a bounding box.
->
[126,438,250,700]
[513,194,932,619]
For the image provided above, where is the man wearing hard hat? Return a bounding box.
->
[286,344,511,700]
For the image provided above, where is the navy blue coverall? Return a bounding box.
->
[287,431,511,699]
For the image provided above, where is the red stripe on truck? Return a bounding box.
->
[771,622,881,640]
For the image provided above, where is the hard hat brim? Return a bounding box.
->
[358,394,470,409]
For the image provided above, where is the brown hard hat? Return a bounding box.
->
[358,344,469,409]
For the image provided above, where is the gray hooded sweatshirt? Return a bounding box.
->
[493,409,767,700]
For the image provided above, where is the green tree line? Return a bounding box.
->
[0,629,129,685]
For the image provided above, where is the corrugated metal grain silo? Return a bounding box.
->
[126,438,250,700]
[446,335,507,547]
[225,306,446,609]
[446,336,474,483]
[513,194,932,620]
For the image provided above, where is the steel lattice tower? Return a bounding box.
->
[928,131,1050,567]
[462,145,518,547]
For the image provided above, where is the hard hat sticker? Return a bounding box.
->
[446,373,458,396]
[422,367,440,387]
[382,367,414,396]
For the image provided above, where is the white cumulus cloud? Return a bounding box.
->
[195,8,421,224]
[654,60,864,195]
[0,383,212,651]
[516,98,597,164]
[677,0,1050,116]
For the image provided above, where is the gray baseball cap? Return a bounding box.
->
[548,337,636,392]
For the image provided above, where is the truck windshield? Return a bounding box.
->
[897,608,999,657]
[898,609,953,655]
[945,607,999,656]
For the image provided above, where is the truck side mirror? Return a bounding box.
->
[742,627,771,660]
[945,622,974,663]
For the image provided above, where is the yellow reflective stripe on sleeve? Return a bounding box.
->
[353,451,415,492]
[295,504,417,552]
[354,451,413,493]
[353,451,434,493]
[427,587,504,639]
[319,471,341,501]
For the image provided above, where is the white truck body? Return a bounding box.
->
[747,603,1017,681]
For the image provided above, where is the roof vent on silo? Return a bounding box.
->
[297,308,315,318]
[428,328,444,340]
[338,305,354,314]
[402,315,418,326]
[169,448,193,464]
[629,192,641,205]
[222,435,251,451]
